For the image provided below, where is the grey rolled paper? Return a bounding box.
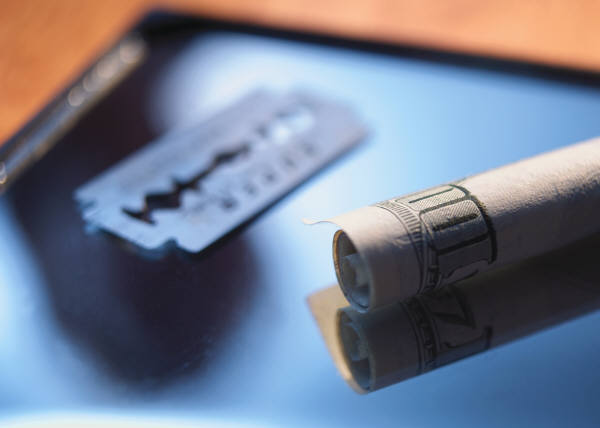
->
[330,137,600,311]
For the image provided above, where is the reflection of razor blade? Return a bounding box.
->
[75,90,367,253]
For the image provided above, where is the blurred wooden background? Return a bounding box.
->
[2,0,600,145]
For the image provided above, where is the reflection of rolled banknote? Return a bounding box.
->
[335,235,600,392]
[332,138,600,311]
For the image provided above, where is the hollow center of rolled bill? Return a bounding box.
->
[334,231,371,309]
[338,311,371,391]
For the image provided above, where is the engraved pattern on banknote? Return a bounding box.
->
[376,184,497,294]
[401,285,492,374]
[375,200,426,283]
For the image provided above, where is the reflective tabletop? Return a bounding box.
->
[2,23,600,427]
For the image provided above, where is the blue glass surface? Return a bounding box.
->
[2,30,600,427]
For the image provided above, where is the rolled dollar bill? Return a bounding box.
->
[334,234,600,392]
[331,137,600,311]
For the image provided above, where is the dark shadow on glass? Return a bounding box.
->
[2,34,261,388]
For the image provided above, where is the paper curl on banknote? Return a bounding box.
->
[330,138,600,311]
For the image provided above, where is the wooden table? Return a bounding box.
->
[2,0,600,145]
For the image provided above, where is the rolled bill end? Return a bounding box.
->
[332,206,421,312]
[337,305,420,392]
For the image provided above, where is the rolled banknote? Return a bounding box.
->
[331,137,600,311]
[309,234,600,392]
